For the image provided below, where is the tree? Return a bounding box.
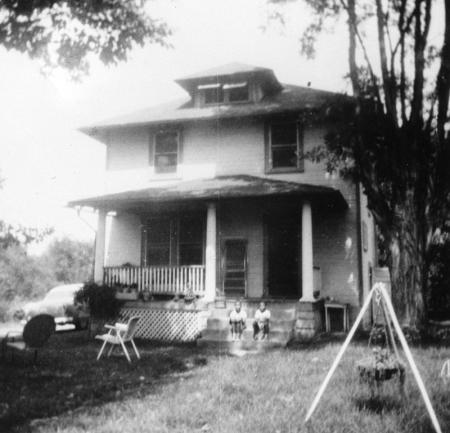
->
[0,0,171,78]
[0,220,53,249]
[0,244,55,302]
[41,236,94,283]
[269,0,450,329]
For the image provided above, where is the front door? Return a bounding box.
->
[222,239,247,298]
[266,217,300,298]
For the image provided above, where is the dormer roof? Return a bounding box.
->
[175,62,283,95]
[176,62,271,80]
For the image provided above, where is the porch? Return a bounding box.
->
[104,265,206,296]
[70,175,349,341]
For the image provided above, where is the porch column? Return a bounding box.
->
[301,200,314,302]
[94,209,107,284]
[205,202,217,302]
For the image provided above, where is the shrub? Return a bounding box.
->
[74,282,120,321]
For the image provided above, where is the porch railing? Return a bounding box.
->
[103,265,206,296]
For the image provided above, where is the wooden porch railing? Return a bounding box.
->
[103,265,206,296]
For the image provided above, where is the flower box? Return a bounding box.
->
[115,290,139,301]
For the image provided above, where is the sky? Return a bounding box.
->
[0,0,371,248]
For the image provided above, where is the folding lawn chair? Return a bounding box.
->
[2,314,55,363]
[95,316,140,363]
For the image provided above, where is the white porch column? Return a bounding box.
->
[205,202,217,302]
[94,209,107,284]
[301,200,314,301]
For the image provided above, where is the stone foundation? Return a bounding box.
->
[294,299,324,340]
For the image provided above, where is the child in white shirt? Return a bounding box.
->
[253,302,271,340]
[229,301,247,340]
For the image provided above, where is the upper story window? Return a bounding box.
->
[198,81,250,105]
[266,121,304,172]
[224,82,249,103]
[153,130,179,174]
[199,83,224,105]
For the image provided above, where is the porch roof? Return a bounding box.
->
[69,175,348,210]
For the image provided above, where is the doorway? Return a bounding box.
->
[222,239,247,298]
[266,217,301,298]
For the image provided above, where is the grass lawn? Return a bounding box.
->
[1,333,450,433]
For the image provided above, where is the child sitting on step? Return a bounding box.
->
[229,301,247,341]
[253,302,271,340]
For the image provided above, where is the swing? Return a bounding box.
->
[305,283,443,433]
[356,290,405,388]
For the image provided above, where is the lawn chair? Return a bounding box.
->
[95,316,140,363]
[2,314,55,363]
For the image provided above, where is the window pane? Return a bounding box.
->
[272,146,297,168]
[147,220,170,244]
[179,245,203,265]
[271,123,297,145]
[228,85,249,102]
[179,217,203,243]
[204,87,224,104]
[155,154,177,172]
[155,132,178,153]
[147,247,170,266]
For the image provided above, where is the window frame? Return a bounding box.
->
[223,82,249,103]
[142,214,205,267]
[265,120,304,173]
[198,81,251,106]
[142,218,173,267]
[178,215,205,266]
[151,129,181,175]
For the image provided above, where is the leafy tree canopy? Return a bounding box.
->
[43,236,93,283]
[0,220,53,249]
[268,0,450,329]
[0,0,171,78]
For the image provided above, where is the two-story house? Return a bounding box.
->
[71,63,377,347]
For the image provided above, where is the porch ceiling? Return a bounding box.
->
[68,175,348,211]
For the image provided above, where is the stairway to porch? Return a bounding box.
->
[197,300,297,351]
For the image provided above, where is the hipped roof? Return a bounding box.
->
[80,84,341,135]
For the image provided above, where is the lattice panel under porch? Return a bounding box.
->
[120,308,202,342]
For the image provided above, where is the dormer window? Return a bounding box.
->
[224,82,249,102]
[199,83,224,105]
[198,81,250,106]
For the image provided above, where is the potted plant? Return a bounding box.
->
[357,347,405,384]
[75,282,121,336]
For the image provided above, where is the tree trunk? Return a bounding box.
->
[386,219,427,330]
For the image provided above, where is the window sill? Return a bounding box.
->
[203,100,252,107]
[266,167,305,174]
[150,171,181,182]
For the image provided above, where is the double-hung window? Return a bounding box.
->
[154,130,179,174]
[143,219,171,266]
[267,121,303,172]
[143,216,204,266]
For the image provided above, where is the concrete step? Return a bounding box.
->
[197,337,287,351]
[209,308,296,321]
[200,327,292,342]
[206,317,295,332]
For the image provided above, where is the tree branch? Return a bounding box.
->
[375,0,398,124]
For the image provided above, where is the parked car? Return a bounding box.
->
[19,284,89,330]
